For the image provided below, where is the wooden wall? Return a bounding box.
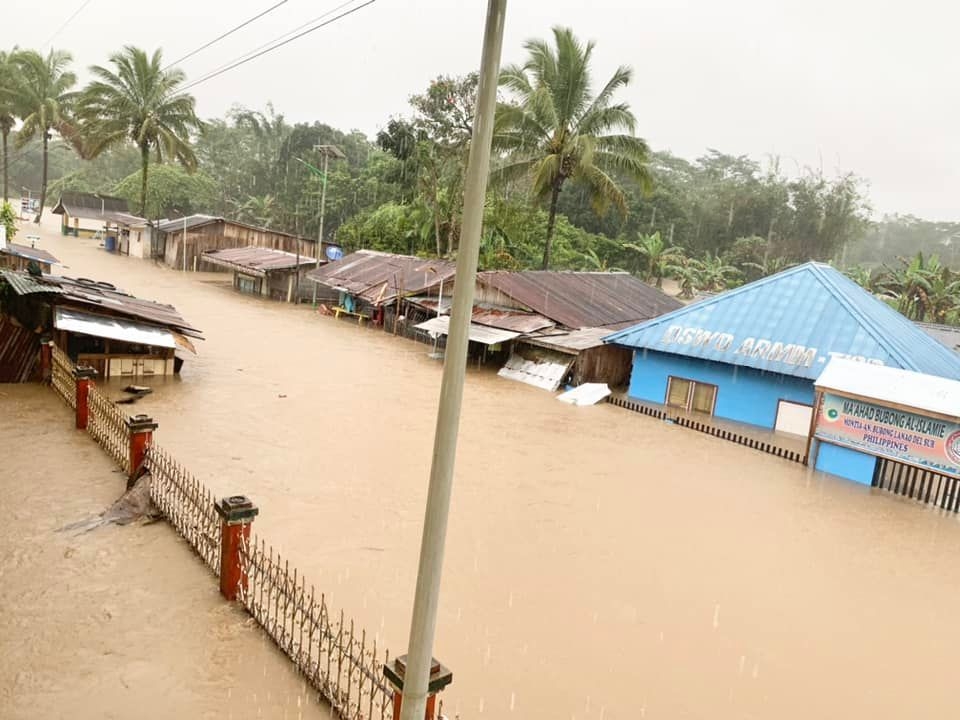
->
[163,221,319,272]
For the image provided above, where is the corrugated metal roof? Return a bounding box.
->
[522,327,615,353]
[55,307,177,349]
[477,271,683,329]
[916,322,960,353]
[605,262,960,381]
[407,296,555,334]
[202,246,317,276]
[2,243,60,265]
[156,215,321,245]
[307,250,456,305]
[498,351,573,391]
[414,315,521,345]
[51,192,145,226]
[816,357,960,420]
[0,270,63,295]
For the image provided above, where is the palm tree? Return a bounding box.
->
[623,231,684,287]
[494,27,652,270]
[743,256,797,279]
[666,255,702,300]
[13,49,76,220]
[77,46,202,216]
[237,194,277,227]
[0,48,21,203]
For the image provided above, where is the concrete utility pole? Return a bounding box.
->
[397,3,507,720]
[312,144,345,259]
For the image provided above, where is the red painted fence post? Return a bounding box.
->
[126,414,158,484]
[73,366,97,429]
[383,655,453,720]
[215,496,259,601]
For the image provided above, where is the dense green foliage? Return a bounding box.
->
[1,200,17,240]
[1,33,956,323]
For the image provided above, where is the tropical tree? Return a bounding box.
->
[743,256,796,279]
[698,251,740,290]
[494,26,652,270]
[623,231,684,287]
[236,194,277,227]
[665,255,702,300]
[0,49,21,202]
[13,49,77,220]
[77,46,202,216]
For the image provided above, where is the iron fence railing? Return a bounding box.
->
[146,444,222,574]
[50,345,76,409]
[238,536,395,720]
[87,383,131,474]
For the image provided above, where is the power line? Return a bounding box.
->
[42,0,95,48]
[163,0,293,71]
[180,0,375,93]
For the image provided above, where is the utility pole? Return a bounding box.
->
[312,144,345,259]
[397,2,507,720]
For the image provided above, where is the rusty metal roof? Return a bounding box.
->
[307,250,456,305]
[522,327,620,353]
[2,243,60,265]
[52,275,202,338]
[477,271,682,330]
[202,246,318,276]
[407,296,555,334]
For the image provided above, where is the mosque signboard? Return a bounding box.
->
[815,393,960,478]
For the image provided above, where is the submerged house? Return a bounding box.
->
[157,214,338,273]
[51,192,145,248]
[0,270,202,381]
[0,235,59,273]
[477,271,683,390]
[306,250,457,324]
[605,262,960,436]
[201,246,318,302]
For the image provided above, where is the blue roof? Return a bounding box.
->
[605,262,960,381]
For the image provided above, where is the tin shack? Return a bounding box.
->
[201,246,319,302]
[605,262,960,436]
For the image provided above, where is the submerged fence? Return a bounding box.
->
[50,345,76,409]
[607,395,808,464]
[46,343,400,719]
[238,537,395,719]
[873,457,960,513]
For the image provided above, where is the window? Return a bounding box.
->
[665,376,717,415]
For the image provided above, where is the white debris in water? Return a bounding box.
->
[509,692,516,711]
[713,604,720,629]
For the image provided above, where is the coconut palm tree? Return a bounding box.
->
[0,48,21,203]
[623,231,684,287]
[494,27,652,270]
[13,49,76,220]
[77,46,202,216]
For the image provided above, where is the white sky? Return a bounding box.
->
[17,0,960,220]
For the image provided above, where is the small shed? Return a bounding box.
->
[516,327,634,388]
[812,358,960,495]
[0,238,59,273]
[157,215,336,274]
[51,192,145,247]
[201,246,318,302]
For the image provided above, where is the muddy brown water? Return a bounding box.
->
[9,218,960,719]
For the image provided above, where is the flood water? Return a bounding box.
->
[13,218,960,718]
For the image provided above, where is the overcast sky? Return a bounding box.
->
[21,0,960,220]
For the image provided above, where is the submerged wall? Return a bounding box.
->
[627,349,814,429]
[814,440,877,485]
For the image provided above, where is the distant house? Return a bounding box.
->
[156,214,340,274]
[306,250,457,324]
[0,269,202,381]
[0,234,59,273]
[475,271,683,390]
[51,192,145,250]
[201,246,318,302]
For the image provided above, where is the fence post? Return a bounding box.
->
[73,366,97,429]
[126,413,158,483]
[215,496,259,601]
[383,655,452,720]
[40,341,52,384]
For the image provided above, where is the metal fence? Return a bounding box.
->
[50,344,76,409]
[145,443,222,574]
[873,457,960,512]
[237,536,395,720]
[87,383,131,474]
